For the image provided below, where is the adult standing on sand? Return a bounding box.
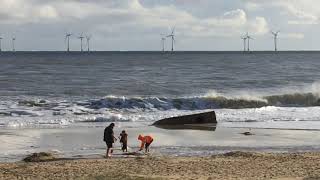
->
[103,123,116,158]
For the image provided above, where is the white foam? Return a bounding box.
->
[218,106,319,121]
[1,91,320,129]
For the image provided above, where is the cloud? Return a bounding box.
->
[0,0,313,50]
[36,5,58,19]
[278,1,318,25]
[0,0,59,24]
[244,1,261,11]
[0,0,268,37]
[281,33,305,39]
[248,17,269,35]
[245,0,320,25]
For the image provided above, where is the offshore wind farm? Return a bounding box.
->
[0,28,286,52]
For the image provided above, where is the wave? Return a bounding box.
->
[86,92,320,110]
[264,93,320,107]
[87,97,267,110]
[1,92,318,119]
[80,115,132,122]
[0,110,43,117]
[3,96,320,128]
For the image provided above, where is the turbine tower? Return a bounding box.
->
[241,35,247,52]
[12,36,16,52]
[246,32,253,52]
[65,33,72,52]
[271,30,280,51]
[160,34,166,52]
[0,36,3,52]
[78,33,84,52]
[85,35,91,52]
[166,27,175,51]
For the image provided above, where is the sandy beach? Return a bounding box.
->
[1,122,320,180]
[0,151,319,180]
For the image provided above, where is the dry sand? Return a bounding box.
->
[1,151,320,180]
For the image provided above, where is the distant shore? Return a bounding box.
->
[1,151,320,180]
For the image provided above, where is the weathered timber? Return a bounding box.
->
[153,111,217,126]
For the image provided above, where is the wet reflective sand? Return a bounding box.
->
[1,124,320,162]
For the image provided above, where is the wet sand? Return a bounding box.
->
[1,125,320,179]
[1,151,320,180]
[2,125,320,162]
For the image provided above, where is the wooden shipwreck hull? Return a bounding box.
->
[153,111,217,126]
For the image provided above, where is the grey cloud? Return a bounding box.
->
[0,0,315,50]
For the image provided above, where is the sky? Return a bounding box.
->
[0,0,319,51]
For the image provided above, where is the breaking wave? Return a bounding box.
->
[2,92,320,128]
[2,92,319,115]
[1,92,320,121]
[87,92,320,110]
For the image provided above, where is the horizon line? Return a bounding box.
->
[1,50,320,53]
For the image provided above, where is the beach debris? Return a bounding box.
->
[241,132,254,136]
[221,151,260,158]
[23,152,57,162]
[122,152,141,156]
[153,111,217,126]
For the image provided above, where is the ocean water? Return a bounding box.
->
[1,51,320,130]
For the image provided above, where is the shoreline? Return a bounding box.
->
[1,151,320,180]
[2,125,320,162]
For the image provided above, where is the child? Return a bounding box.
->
[119,130,128,152]
[138,134,154,153]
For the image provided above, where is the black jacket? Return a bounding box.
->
[103,126,114,143]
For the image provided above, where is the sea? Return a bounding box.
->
[1,51,320,130]
[2,51,320,161]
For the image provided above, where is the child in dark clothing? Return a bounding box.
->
[119,130,128,152]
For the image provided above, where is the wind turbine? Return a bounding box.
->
[241,35,247,52]
[65,33,72,52]
[160,34,166,52]
[246,32,253,52]
[166,27,175,52]
[78,33,84,52]
[271,30,280,51]
[12,36,16,52]
[0,36,3,52]
[85,35,91,52]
